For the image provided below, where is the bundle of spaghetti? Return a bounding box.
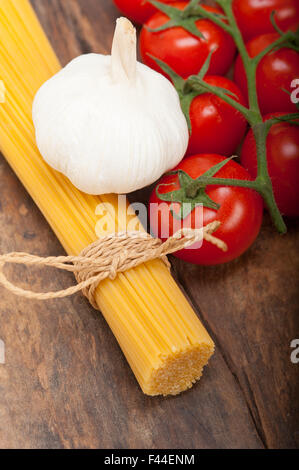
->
[0,0,214,395]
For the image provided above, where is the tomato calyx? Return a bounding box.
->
[150,52,239,131]
[264,111,299,130]
[270,12,299,52]
[156,157,234,219]
[146,1,205,39]
[148,55,201,130]
[272,111,299,126]
[146,1,226,39]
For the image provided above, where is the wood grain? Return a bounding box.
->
[0,0,298,449]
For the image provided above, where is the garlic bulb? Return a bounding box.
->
[33,18,188,195]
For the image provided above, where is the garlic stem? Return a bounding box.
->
[111,17,137,83]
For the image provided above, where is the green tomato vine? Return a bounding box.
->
[148,0,299,233]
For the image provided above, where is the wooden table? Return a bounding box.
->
[0,0,298,449]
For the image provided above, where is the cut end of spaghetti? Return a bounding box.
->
[142,342,215,397]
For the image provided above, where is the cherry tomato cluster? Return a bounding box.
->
[113,0,299,265]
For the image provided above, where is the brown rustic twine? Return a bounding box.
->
[0,221,227,310]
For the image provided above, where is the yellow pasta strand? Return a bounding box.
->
[0,0,214,395]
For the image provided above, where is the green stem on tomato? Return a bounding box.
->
[252,123,287,232]
[216,0,260,115]
[186,75,253,121]
[252,31,293,65]
[190,3,233,34]
[265,113,299,128]
[181,0,200,18]
[187,177,259,191]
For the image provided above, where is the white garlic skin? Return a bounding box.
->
[33,53,188,195]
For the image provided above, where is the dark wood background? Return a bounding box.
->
[0,0,298,449]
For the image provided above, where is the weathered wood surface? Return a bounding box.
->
[0,0,298,449]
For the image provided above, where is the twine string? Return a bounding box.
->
[0,221,227,310]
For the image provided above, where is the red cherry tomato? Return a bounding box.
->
[149,154,263,265]
[233,0,299,42]
[234,33,299,115]
[241,113,299,217]
[187,76,247,157]
[113,0,177,24]
[140,2,236,79]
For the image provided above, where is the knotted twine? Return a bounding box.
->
[0,221,227,310]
